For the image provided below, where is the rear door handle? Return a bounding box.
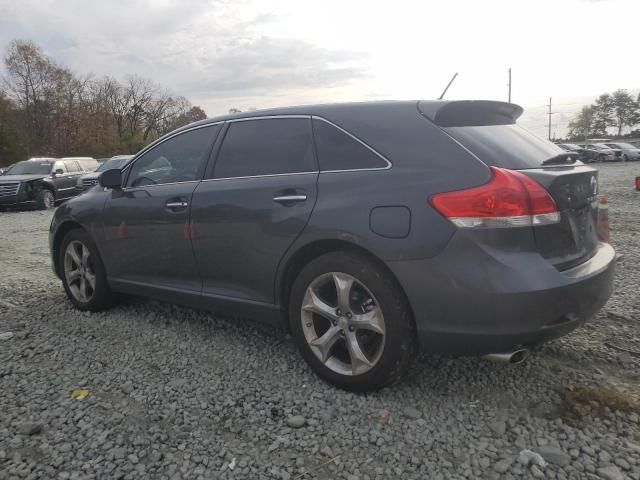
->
[273,194,307,204]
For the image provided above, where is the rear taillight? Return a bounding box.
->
[430,167,560,228]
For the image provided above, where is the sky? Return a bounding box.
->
[1,0,639,138]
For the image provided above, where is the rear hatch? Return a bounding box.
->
[419,100,600,271]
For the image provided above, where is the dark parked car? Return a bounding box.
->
[49,100,615,391]
[0,158,90,210]
[75,155,133,193]
[603,142,640,161]
[62,156,100,172]
[580,143,622,162]
[556,143,600,163]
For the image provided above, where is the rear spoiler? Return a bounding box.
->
[418,100,523,127]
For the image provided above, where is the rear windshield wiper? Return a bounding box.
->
[541,152,578,166]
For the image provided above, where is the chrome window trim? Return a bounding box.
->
[122,179,201,191]
[201,171,318,183]
[311,116,392,172]
[226,114,311,123]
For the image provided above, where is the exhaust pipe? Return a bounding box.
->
[483,349,529,364]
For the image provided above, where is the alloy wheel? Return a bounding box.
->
[44,191,54,209]
[301,272,386,376]
[64,240,96,303]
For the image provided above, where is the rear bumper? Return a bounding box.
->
[388,234,615,355]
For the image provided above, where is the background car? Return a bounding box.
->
[579,143,622,162]
[61,156,99,172]
[0,157,89,209]
[603,142,640,161]
[556,143,600,163]
[75,155,133,193]
[49,100,615,391]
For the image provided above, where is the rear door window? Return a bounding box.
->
[213,118,315,178]
[312,119,388,171]
[443,124,565,170]
[64,160,81,173]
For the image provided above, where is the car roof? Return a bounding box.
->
[61,157,96,161]
[27,157,57,162]
[166,99,523,136]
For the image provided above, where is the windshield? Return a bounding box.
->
[5,161,52,175]
[562,144,581,151]
[97,157,130,172]
[443,124,564,169]
[591,143,611,150]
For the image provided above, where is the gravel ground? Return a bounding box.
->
[1,162,639,480]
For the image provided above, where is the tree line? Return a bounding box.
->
[567,89,640,141]
[0,40,207,167]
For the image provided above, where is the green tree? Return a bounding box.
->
[611,89,640,136]
[568,105,596,140]
[591,94,615,136]
[0,91,27,166]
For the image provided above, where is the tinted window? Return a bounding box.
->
[128,125,219,187]
[443,124,564,169]
[213,118,315,178]
[64,160,81,173]
[312,119,388,171]
[5,161,52,175]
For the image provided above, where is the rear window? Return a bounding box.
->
[443,124,564,170]
[312,119,388,171]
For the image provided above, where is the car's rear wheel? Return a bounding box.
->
[289,251,417,391]
[36,188,55,210]
[60,229,116,311]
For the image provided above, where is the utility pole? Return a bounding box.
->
[547,97,553,140]
[507,68,512,103]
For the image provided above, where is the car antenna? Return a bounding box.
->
[438,72,458,100]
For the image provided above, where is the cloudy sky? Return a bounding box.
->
[1,0,639,137]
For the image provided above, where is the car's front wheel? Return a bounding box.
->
[289,251,417,391]
[36,188,55,210]
[59,229,116,311]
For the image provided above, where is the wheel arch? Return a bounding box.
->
[52,220,86,277]
[276,239,414,328]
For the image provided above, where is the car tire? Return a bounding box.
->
[597,154,605,163]
[59,229,116,311]
[624,154,629,162]
[289,251,417,392]
[36,188,55,210]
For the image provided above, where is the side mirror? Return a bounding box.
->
[99,168,123,189]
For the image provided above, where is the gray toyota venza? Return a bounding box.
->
[49,100,615,391]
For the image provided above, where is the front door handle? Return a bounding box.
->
[166,200,189,211]
[273,194,307,204]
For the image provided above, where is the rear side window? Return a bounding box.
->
[443,124,563,169]
[214,118,314,178]
[312,119,388,171]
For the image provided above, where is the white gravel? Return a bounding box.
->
[1,163,639,480]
